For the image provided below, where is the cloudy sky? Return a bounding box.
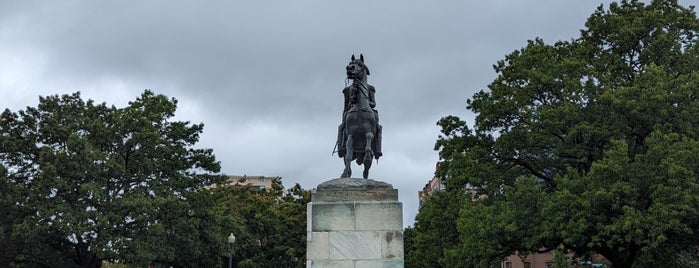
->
[2,1,693,227]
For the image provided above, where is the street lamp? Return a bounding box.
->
[227,233,236,268]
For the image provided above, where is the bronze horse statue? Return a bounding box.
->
[336,54,382,178]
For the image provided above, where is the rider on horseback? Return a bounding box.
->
[336,54,383,159]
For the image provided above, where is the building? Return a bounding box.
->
[418,175,481,207]
[225,175,278,190]
[501,253,554,268]
[501,253,610,268]
[418,175,443,207]
[206,175,280,190]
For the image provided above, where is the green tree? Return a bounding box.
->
[211,178,310,268]
[403,226,416,266]
[552,246,572,268]
[406,190,465,268]
[423,1,699,267]
[0,91,226,267]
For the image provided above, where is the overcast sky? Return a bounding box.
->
[2,1,693,227]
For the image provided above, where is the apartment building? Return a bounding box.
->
[418,175,444,206]
[501,253,554,268]
[225,175,278,190]
[206,175,280,190]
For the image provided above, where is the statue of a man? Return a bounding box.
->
[336,55,382,159]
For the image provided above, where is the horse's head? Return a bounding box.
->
[346,54,370,80]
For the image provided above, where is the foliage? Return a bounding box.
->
[415,1,699,268]
[0,91,226,267]
[211,178,310,268]
[552,246,572,268]
[406,190,465,268]
[403,226,415,266]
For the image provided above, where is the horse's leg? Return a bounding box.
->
[362,132,374,179]
[337,123,346,157]
[341,134,353,178]
[363,157,373,179]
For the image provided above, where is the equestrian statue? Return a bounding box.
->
[335,54,383,179]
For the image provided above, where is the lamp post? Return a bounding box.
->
[227,233,236,268]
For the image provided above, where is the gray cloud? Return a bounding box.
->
[4,0,691,227]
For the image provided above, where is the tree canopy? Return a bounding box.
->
[0,91,315,268]
[0,90,226,267]
[212,178,310,268]
[1,91,312,268]
[412,1,699,267]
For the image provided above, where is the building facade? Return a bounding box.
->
[205,175,280,190]
[418,175,444,207]
[225,175,278,190]
[501,253,554,268]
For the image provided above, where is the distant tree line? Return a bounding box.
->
[407,1,699,268]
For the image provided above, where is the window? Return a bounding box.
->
[504,262,512,268]
[545,262,554,268]
[523,262,531,268]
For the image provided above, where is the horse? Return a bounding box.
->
[339,54,380,179]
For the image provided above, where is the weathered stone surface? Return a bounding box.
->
[355,202,402,230]
[381,231,404,259]
[306,232,329,260]
[355,260,405,268]
[313,189,397,202]
[309,260,405,268]
[328,231,382,260]
[308,260,354,268]
[307,178,403,268]
[310,201,402,231]
[311,203,355,231]
[317,177,393,190]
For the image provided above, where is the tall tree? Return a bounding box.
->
[422,1,699,267]
[0,91,225,267]
[406,190,465,268]
[211,178,310,268]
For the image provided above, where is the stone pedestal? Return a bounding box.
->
[306,178,404,268]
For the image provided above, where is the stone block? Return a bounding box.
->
[307,203,313,233]
[316,177,393,190]
[307,178,404,268]
[311,202,355,231]
[313,189,398,202]
[307,260,354,268]
[329,231,382,260]
[381,231,404,259]
[306,232,329,260]
[354,202,402,231]
[355,260,405,268]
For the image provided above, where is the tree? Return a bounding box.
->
[552,246,572,268]
[403,226,416,266]
[0,91,226,267]
[406,190,465,268]
[211,178,310,268]
[423,1,699,267]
